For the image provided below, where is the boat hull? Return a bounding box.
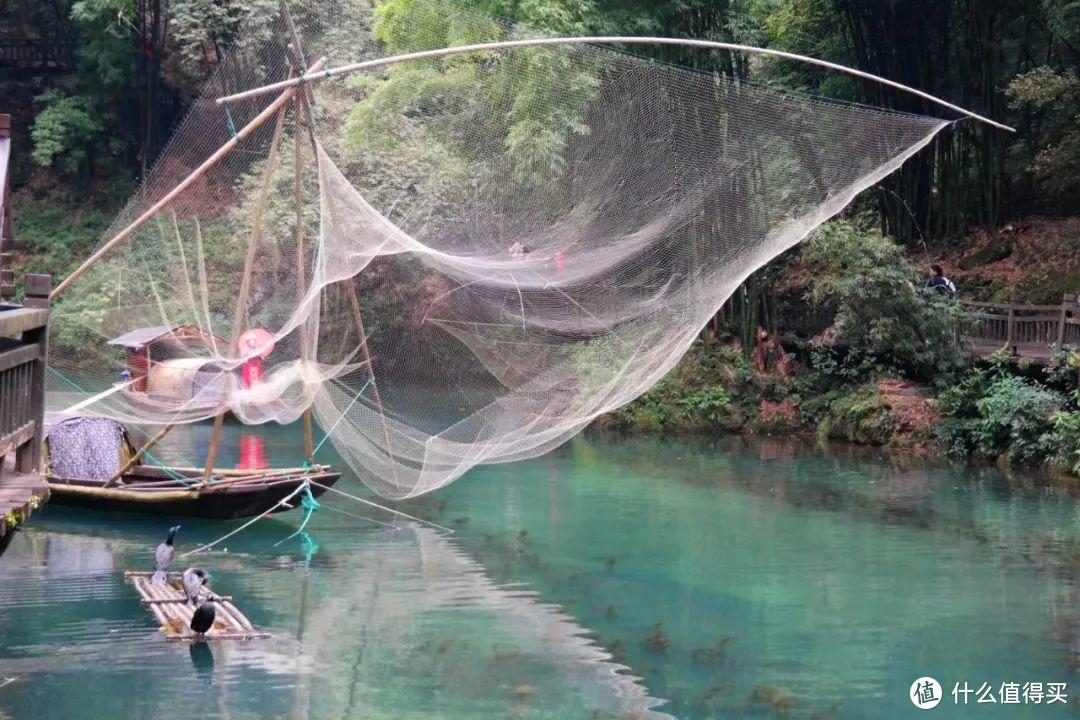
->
[46,468,340,519]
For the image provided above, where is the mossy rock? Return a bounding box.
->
[818,387,899,446]
[958,235,1013,270]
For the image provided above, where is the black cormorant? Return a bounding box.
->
[190,600,216,637]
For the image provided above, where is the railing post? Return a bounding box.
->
[1058,294,1072,347]
[15,274,49,474]
[23,273,51,309]
[0,269,13,301]
[1005,306,1015,353]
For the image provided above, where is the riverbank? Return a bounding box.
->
[594,340,1080,481]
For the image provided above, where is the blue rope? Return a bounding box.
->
[223,103,238,139]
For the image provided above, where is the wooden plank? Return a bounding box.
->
[0,422,34,459]
[0,342,38,372]
[23,273,50,299]
[0,307,47,337]
[962,300,1065,313]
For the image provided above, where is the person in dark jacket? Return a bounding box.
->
[925,264,957,299]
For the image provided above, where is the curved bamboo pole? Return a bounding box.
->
[214,37,1013,132]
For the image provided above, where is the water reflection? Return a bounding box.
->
[0,504,667,719]
[189,642,215,683]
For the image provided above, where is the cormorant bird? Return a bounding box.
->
[151,526,181,583]
[190,599,216,637]
[182,567,209,605]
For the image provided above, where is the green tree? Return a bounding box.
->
[29,91,107,175]
[798,219,965,381]
[1006,67,1080,209]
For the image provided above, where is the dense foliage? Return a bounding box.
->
[796,220,966,382]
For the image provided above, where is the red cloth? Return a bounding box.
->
[554,250,567,277]
[241,356,263,388]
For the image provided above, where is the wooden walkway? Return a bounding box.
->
[0,275,51,555]
[959,297,1079,361]
[770,295,1078,363]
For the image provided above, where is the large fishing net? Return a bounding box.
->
[46,0,949,498]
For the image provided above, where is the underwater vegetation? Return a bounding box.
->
[690,636,735,666]
[642,622,672,653]
[750,684,797,714]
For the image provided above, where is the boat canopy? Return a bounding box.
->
[146,358,233,401]
[108,325,225,352]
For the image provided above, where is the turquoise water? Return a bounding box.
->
[1,427,1077,719]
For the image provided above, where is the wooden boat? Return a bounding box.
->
[115,379,223,417]
[46,464,341,519]
[44,417,340,519]
[108,326,235,418]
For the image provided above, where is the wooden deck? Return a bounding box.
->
[0,464,48,552]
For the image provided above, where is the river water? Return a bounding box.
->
[0,427,1077,719]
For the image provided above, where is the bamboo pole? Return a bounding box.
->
[294,97,314,461]
[214,38,1013,132]
[201,82,296,487]
[289,76,399,485]
[345,279,398,485]
[51,58,326,301]
[103,422,175,488]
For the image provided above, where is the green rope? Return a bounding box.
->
[270,482,319,548]
[48,366,86,392]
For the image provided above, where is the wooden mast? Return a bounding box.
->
[201,96,292,485]
[294,96,314,462]
[292,84,400,486]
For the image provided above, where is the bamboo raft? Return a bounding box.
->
[125,571,270,641]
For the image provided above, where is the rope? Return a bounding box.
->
[48,366,86,392]
[307,480,454,534]
[223,102,238,139]
[179,479,310,557]
[269,483,320,548]
[311,378,371,457]
[319,502,398,530]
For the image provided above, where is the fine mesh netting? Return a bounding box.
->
[47,0,949,498]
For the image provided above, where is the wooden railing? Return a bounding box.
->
[0,274,50,477]
[959,296,1079,355]
[0,39,73,70]
[744,293,1078,361]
